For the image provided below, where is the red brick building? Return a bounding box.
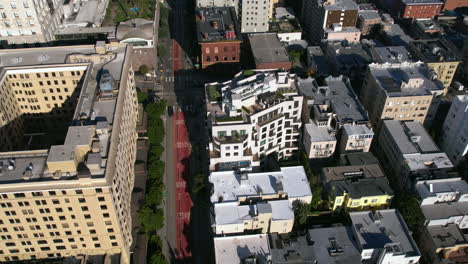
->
[444,0,468,10]
[398,0,444,19]
[196,7,242,69]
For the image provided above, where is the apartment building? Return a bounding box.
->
[212,200,294,234]
[196,0,240,13]
[206,71,303,171]
[196,7,242,69]
[209,166,312,235]
[298,76,371,158]
[377,120,454,191]
[0,0,64,43]
[440,95,468,166]
[240,0,270,33]
[416,178,468,205]
[360,62,444,128]
[0,42,138,263]
[322,161,393,211]
[422,224,468,264]
[422,202,468,229]
[397,0,443,19]
[367,46,413,64]
[408,39,461,91]
[302,0,358,44]
[324,24,361,43]
[350,210,421,264]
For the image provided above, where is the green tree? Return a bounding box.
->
[139,206,165,233]
[293,201,311,228]
[158,45,168,58]
[139,64,150,75]
[137,88,148,103]
[310,185,323,210]
[392,192,425,234]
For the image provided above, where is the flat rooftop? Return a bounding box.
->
[350,209,420,257]
[214,234,271,264]
[359,10,381,20]
[383,120,440,154]
[369,62,444,96]
[323,163,385,182]
[269,19,301,33]
[322,0,359,10]
[196,7,241,43]
[426,224,468,249]
[415,19,442,32]
[401,0,443,5]
[269,232,315,263]
[339,152,380,166]
[371,46,412,63]
[410,39,460,63]
[248,33,290,64]
[298,76,369,123]
[326,42,373,67]
[416,178,468,200]
[343,124,373,136]
[62,0,108,27]
[422,202,468,221]
[307,226,362,263]
[209,166,312,203]
[328,175,394,198]
[305,123,336,142]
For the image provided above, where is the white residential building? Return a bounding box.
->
[350,210,422,264]
[196,0,240,14]
[416,178,468,205]
[209,166,313,204]
[440,95,468,166]
[212,200,294,234]
[206,71,303,171]
[214,234,271,264]
[240,0,270,32]
[0,0,64,43]
[339,124,374,153]
[303,122,337,158]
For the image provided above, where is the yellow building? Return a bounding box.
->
[409,39,461,92]
[322,163,394,211]
[0,42,138,263]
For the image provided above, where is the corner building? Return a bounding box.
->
[0,42,138,263]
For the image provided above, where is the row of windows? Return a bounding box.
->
[205,56,236,62]
[0,188,103,200]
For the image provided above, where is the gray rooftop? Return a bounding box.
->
[426,224,468,249]
[371,46,412,63]
[343,124,373,136]
[116,18,154,40]
[359,10,381,20]
[269,232,316,263]
[422,202,468,220]
[307,226,362,264]
[307,46,331,75]
[416,178,468,200]
[323,164,385,181]
[325,42,373,68]
[323,0,359,11]
[383,24,413,46]
[248,33,290,64]
[369,62,444,96]
[298,76,369,123]
[409,39,460,63]
[383,120,440,154]
[339,152,380,166]
[196,7,241,43]
[350,209,420,257]
[0,151,49,183]
[214,234,271,264]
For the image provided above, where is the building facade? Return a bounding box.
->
[240,0,270,32]
[0,42,138,263]
[357,10,381,35]
[0,0,64,43]
[440,95,468,166]
[399,0,443,19]
[206,71,303,171]
[416,178,468,205]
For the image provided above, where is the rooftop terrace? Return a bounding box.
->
[196,7,241,43]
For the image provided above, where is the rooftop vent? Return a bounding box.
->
[8,159,15,171]
[328,238,344,256]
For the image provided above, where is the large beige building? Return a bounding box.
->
[0,42,138,262]
[360,62,444,129]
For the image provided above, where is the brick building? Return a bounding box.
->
[196,7,242,69]
[393,0,444,18]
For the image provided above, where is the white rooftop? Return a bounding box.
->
[209,166,312,203]
[305,123,336,142]
[214,234,271,264]
[343,124,373,136]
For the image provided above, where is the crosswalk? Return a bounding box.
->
[164,75,193,83]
